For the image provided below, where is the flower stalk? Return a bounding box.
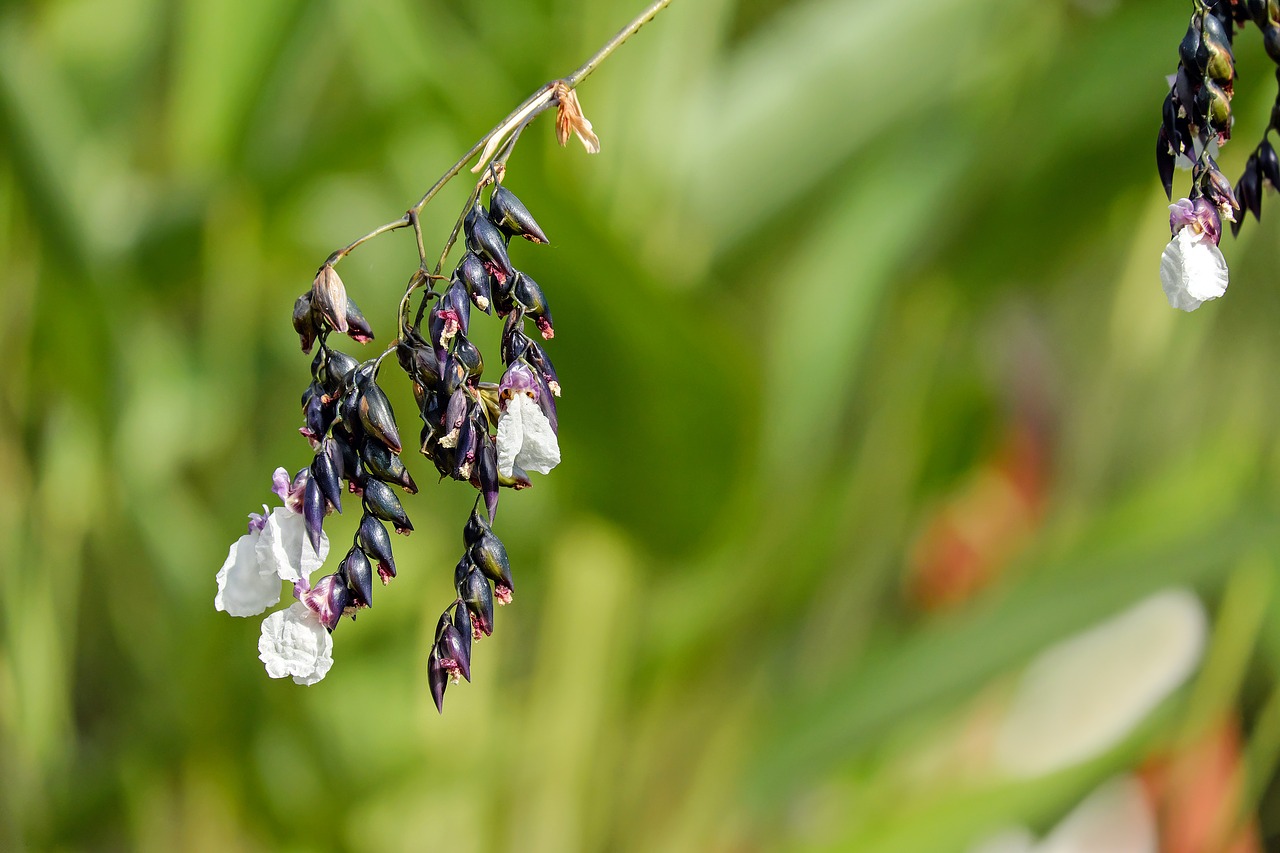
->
[214,0,675,702]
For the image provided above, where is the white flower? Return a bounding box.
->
[1160,200,1228,312]
[496,391,560,478]
[993,589,1205,778]
[256,507,328,583]
[258,602,333,685]
[215,518,281,617]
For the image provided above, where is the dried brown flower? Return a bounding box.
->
[553,81,600,154]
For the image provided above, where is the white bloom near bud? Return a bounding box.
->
[1160,198,1228,312]
[994,589,1205,778]
[256,507,328,583]
[216,527,282,617]
[496,392,560,478]
[1160,226,1229,311]
[258,602,333,685]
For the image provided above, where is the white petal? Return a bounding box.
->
[258,602,334,685]
[256,507,329,583]
[496,394,560,478]
[994,589,1205,778]
[496,397,525,479]
[215,531,281,617]
[1160,228,1228,312]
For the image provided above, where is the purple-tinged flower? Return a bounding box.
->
[496,363,560,478]
[258,602,333,685]
[298,573,351,632]
[1161,198,1229,312]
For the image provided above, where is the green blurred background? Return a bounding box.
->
[5,0,1280,849]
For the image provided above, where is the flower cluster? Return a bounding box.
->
[1156,0,1280,310]
[215,84,586,705]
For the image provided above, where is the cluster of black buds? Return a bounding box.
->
[273,171,562,710]
[1157,1,1280,230]
[398,181,562,712]
[290,291,418,629]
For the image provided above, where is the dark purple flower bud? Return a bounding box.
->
[1265,24,1280,64]
[444,280,471,338]
[501,315,530,364]
[513,272,554,339]
[303,475,326,553]
[452,604,473,659]
[293,293,318,354]
[311,441,343,514]
[440,388,468,448]
[459,568,494,637]
[427,650,448,713]
[454,553,475,589]
[470,529,513,598]
[1157,129,1176,201]
[358,382,401,455]
[452,406,478,481]
[331,426,364,490]
[465,207,514,283]
[310,264,349,334]
[323,350,360,393]
[302,573,350,632]
[344,296,374,344]
[456,252,493,313]
[441,353,468,397]
[473,433,500,523]
[531,367,558,433]
[524,340,560,397]
[1195,78,1232,136]
[1180,18,1203,71]
[360,437,417,493]
[303,389,333,443]
[435,613,471,682]
[1259,140,1280,191]
[452,335,484,380]
[488,185,550,244]
[1238,156,1262,223]
[463,505,491,546]
[363,478,413,533]
[357,513,396,583]
[1197,12,1234,84]
[1198,156,1239,220]
[341,547,374,609]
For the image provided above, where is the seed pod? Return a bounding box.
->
[441,353,468,397]
[342,547,374,609]
[311,442,343,514]
[325,350,360,392]
[331,426,364,489]
[456,252,492,313]
[358,382,402,455]
[471,529,513,593]
[435,613,471,682]
[513,272,554,339]
[1197,12,1233,81]
[465,206,514,282]
[357,513,397,582]
[427,650,448,713]
[452,405,478,481]
[345,297,374,344]
[293,293,318,353]
[489,185,550,244]
[459,567,494,637]
[311,264,349,334]
[361,437,418,493]
[1195,78,1232,137]
[363,478,413,533]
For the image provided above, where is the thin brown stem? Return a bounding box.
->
[566,0,673,88]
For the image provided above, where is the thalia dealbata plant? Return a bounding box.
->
[1157,0,1280,311]
[215,1,672,711]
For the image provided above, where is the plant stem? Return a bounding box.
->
[325,0,675,272]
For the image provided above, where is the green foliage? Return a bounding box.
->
[3,0,1280,849]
